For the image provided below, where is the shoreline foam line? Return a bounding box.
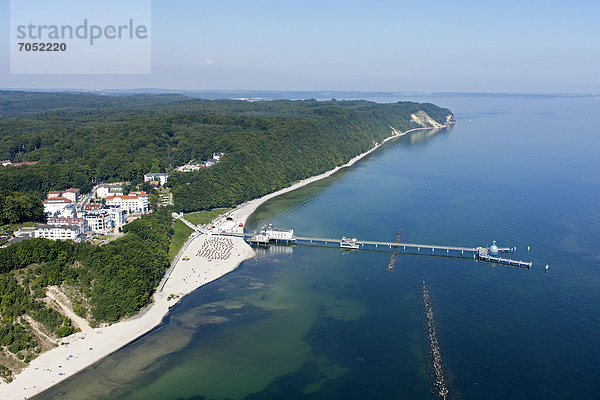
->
[1,123,447,399]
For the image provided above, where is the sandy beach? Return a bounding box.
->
[0,124,444,399]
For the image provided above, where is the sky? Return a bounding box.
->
[1,0,599,93]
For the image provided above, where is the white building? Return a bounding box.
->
[84,210,115,234]
[105,191,149,214]
[46,188,81,202]
[48,217,88,233]
[144,173,168,186]
[57,204,77,218]
[107,205,125,228]
[176,162,203,172]
[62,188,81,202]
[249,225,295,244]
[213,152,224,161]
[43,197,72,216]
[34,224,81,241]
[96,184,124,199]
[264,225,294,240]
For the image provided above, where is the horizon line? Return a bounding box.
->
[1,88,598,97]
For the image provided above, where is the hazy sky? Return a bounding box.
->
[1,0,599,93]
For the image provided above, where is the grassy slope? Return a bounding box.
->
[167,219,193,263]
[184,208,231,226]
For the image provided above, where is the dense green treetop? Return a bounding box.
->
[0,191,45,225]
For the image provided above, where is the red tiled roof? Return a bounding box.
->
[108,195,139,200]
[12,161,38,166]
[48,217,84,224]
[106,191,147,200]
[44,197,72,203]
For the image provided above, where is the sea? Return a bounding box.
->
[37,93,600,400]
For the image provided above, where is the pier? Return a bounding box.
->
[295,235,480,257]
[294,236,531,268]
[478,249,532,268]
[241,226,533,268]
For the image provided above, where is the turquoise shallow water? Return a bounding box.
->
[38,95,600,399]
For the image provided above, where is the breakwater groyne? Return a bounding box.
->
[423,282,449,399]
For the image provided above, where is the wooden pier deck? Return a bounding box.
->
[478,253,532,268]
[294,236,478,256]
[216,232,532,269]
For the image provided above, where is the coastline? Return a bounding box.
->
[227,125,446,227]
[0,124,446,399]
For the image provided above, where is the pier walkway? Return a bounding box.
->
[294,236,531,268]
[477,248,532,268]
[213,231,532,269]
[174,213,210,234]
[295,236,478,256]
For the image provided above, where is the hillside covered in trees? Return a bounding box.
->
[0,208,173,379]
[0,91,453,211]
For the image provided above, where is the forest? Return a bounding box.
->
[0,92,453,212]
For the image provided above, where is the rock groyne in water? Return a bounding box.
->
[423,282,449,399]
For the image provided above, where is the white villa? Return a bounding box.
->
[105,191,149,214]
[47,217,88,233]
[144,173,168,186]
[96,183,125,199]
[34,224,82,241]
[176,152,225,172]
[43,197,72,216]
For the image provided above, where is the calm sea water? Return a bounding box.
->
[38,95,600,400]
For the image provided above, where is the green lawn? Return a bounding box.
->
[184,208,231,226]
[168,219,194,263]
[1,221,40,232]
